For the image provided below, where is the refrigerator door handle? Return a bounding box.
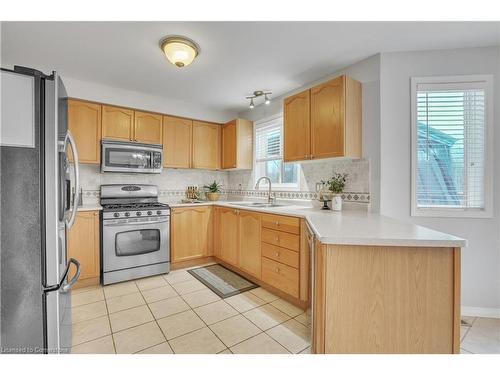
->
[64,130,80,229]
[43,258,81,293]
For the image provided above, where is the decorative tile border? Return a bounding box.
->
[82,189,370,204]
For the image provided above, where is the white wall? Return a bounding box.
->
[238,54,381,210]
[62,76,236,123]
[379,46,500,315]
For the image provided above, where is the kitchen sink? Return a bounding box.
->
[229,202,285,208]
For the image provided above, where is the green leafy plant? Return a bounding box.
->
[203,180,222,193]
[324,173,348,194]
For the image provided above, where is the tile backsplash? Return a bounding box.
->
[77,158,370,206]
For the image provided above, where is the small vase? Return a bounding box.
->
[332,194,342,211]
[206,192,220,201]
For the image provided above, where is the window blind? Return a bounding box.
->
[255,121,282,162]
[416,85,486,209]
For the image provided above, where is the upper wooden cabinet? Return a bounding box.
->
[171,206,213,263]
[221,119,253,170]
[162,116,192,168]
[67,210,100,288]
[67,99,102,164]
[134,111,162,144]
[192,121,220,170]
[101,105,134,141]
[284,90,311,162]
[283,75,362,162]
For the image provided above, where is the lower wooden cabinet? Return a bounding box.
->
[171,206,213,263]
[67,210,100,288]
[217,207,239,266]
[213,207,308,303]
[238,210,261,278]
[261,257,299,298]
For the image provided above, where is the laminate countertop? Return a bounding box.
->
[166,200,467,248]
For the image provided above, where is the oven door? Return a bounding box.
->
[102,217,170,272]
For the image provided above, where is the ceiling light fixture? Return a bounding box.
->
[246,90,272,109]
[160,36,200,68]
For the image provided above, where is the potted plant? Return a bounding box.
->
[325,173,348,211]
[203,180,222,201]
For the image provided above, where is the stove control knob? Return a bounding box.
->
[136,212,142,216]
[113,212,119,218]
[157,210,162,215]
[147,211,152,216]
[124,212,131,217]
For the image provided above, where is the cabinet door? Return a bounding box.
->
[218,208,239,266]
[238,210,261,278]
[134,111,162,144]
[310,76,345,158]
[171,207,212,263]
[221,120,237,169]
[192,121,219,170]
[68,100,102,164]
[101,105,134,141]
[163,116,192,168]
[283,90,311,162]
[67,211,100,284]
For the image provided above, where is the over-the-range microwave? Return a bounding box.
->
[101,139,163,174]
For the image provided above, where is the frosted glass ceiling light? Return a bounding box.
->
[160,36,199,68]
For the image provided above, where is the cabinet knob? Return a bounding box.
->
[275,221,279,226]
[274,251,279,257]
[275,237,279,242]
[275,268,280,273]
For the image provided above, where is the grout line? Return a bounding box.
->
[132,280,173,354]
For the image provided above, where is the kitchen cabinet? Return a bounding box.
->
[217,207,239,266]
[192,121,220,170]
[171,206,213,263]
[283,90,310,162]
[134,111,162,144]
[283,75,362,162]
[67,99,102,164]
[67,210,100,288]
[101,105,135,141]
[162,115,192,168]
[312,243,460,354]
[221,119,253,170]
[238,210,261,278]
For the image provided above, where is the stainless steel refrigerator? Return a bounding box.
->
[1,66,82,353]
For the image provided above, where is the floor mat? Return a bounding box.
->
[187,264,258,298]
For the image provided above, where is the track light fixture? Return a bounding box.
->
[246,90,272,109]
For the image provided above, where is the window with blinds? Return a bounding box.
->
[254,117,299,189]
[411,76,492,217]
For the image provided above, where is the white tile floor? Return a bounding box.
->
[70,266,500,354]
[71,266,311,354]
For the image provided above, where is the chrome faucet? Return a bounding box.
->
[255,176,275,204]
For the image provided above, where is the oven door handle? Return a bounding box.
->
[103,218,169,227]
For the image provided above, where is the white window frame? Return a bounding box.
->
[410,74,493,218]
[253,114,300,191]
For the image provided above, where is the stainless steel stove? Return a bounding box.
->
[100,184,170,285]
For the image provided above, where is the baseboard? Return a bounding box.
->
[461,305,500,318]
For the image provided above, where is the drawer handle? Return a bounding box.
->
[274,251,279,257]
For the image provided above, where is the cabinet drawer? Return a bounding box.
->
[261,213,300,234]
[261,228,300,252]
[262,257,299,298]
[262,242,299,268]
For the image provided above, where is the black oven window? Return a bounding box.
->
[115,229,160,256]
